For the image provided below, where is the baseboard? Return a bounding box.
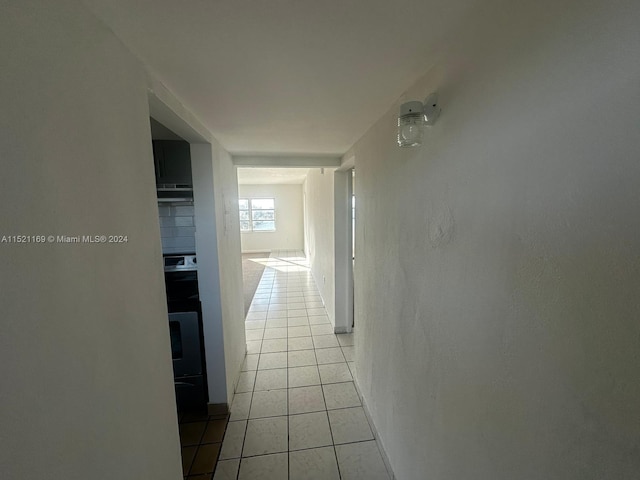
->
[352,374,396,480]
[207,403,229,416]
[334,326,349,334]
[241,249,271,254]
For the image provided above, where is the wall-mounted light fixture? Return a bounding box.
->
[397,93,441,147]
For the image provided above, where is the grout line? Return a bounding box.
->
[319,369,342,480]
[234,405,251,478]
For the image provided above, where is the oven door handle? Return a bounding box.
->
[175,381,196,388]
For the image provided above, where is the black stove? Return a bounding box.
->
[164,254,199,309]
[164,254,197,272]
[163,253,207,412]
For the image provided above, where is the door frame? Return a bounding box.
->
[333,156,355,333]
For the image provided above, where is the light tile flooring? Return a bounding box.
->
[215,251,390,480]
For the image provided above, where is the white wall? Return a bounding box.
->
[192,145,227,405]
[346,0,640,478]
[212,146,246,406]
[193,144,246,407]
[303,170,336,325]
[238,184,304,253]
[0,1,182,478]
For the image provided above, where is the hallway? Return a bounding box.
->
[215,251,390,479]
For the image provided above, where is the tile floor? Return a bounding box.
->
[215,251,390,480]
[180,411,229,478]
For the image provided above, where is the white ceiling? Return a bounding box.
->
[237,168,309,185]
[82,0,477,155]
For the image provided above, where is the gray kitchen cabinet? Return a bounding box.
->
[153,140,192,186]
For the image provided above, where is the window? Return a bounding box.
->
[239,198,276,232]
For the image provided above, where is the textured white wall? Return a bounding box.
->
[192,144,228,405]
[0,1,182,478]
[212,145,246,406]
[346,0,640,478]
[238,184,304,252]
[303,170,336,325]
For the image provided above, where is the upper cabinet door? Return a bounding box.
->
[153,140,192,186]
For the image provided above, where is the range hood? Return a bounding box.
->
[157,184,194,203]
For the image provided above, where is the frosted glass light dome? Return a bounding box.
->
[397,101,424,147]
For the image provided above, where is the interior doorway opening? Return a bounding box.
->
[333,163,355,333]
[351,168,355,328]
[235,167,310,315]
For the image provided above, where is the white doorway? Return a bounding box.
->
[333,160,355,333]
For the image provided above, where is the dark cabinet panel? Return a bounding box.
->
[152,141,165,181]
[153,140,192,186]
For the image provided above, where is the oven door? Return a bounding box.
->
[164,270,199,303]
[174,376,205,411]
[169,312,202,377]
